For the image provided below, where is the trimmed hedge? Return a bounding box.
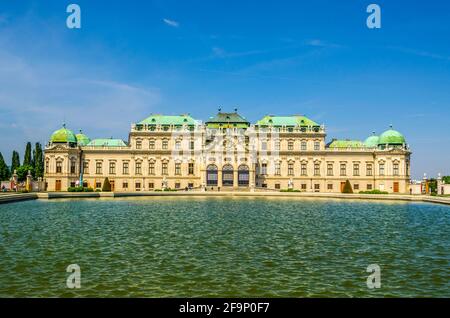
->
[280,189,301,192]
[359,190,389,195]
[68,186,94,192]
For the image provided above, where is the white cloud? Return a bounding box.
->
[163,18,179,28]
[0,17,161,162]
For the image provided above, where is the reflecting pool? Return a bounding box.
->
[0,197,448,297]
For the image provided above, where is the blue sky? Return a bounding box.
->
[0,0,449,179]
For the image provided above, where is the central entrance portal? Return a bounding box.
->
[222,164,234,187]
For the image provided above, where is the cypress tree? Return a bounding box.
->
[23,142,32,166]
[34,143,44,179]
[0,152,11,181]
[11,151,20,175]
[342,179,354,194]
[102,177,111,192]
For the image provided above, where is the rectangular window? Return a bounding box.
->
[83,161,89,174]
[314,141,320,151]
[45,160,49,173]
[379,163,385,176]
[175,163,181,175]
[96,162,102,174]
[366,164,373,176]
[288,141,294,151]
[109,162,116,175]
[301,163,307,176]
[149,162,155,175]
[96,182,101,189]
[393,163,399,176]
[327,163,333,176]
[288,163,294,176]
[175,140,181,150]
[367,184,373,190]
[261,141,267,151]
[135,162,142,175]
[162,162,168,175]
[135,182,141,191]
[188,163,194,175]
[275,183,281,190]
[274,140,280,151]
[354,184,360,190]
[261,163,267,175]
[275,163,281,176]
[162,140,168,150]
[314,163,320,176]
[70,161,76,174]
[122,182,128,189]
[327,184,333,190]
[190,140,195,150]
[148,182,154,189]
[123,162,129,175]
[314,184,320,191]
[301,184,307,190]
[301,141,307,151]
[149,140,155,150]
[175,183,181,189]
[353,164,360,176]
[340,163,346,176]
[56,161,62,174]
[188,183,194,188]
[136,139,142,149]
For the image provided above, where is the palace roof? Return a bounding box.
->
[87,139,127,147]
[256,115,319,127]
[327,139,366,149]
[205,111,250,128]
[138,114,198,126]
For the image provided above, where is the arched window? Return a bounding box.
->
[238,165,249,186]
[206,164,218,186]
[222,164,234,186]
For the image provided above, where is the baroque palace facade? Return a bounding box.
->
[44,110,411,193]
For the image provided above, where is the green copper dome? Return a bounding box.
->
[378,127,406,145]
[50,124,77,143]
[76,130,91,146]
[364,132,380,148]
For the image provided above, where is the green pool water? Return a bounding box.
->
[0,197,448,297]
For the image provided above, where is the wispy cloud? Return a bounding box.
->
[0,16,161,160]
[388,46,450,61]
[163,18,179,28]
[306,39,343,48]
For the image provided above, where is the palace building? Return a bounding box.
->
[44,110,411,193]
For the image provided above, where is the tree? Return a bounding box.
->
[442,176,450,184]
[0,152,11,181]
[102,177,111,192]
[342,179,353,194]
[16,165,34,182]
[23,142,32,166]
[33,143,44,179]
[11,151,20,175]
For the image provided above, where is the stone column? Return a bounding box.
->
[217,168,222,189]
[249,168,255,192]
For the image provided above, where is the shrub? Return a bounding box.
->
[359,190,389,195]
[20,189,29,193]
[280,188,300,192]
[84,187,94,192]
[342,180,353,194]
[163,188,177,192]
[95,189,101,192]
[155,189,162,192]
[102,178,111,192]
